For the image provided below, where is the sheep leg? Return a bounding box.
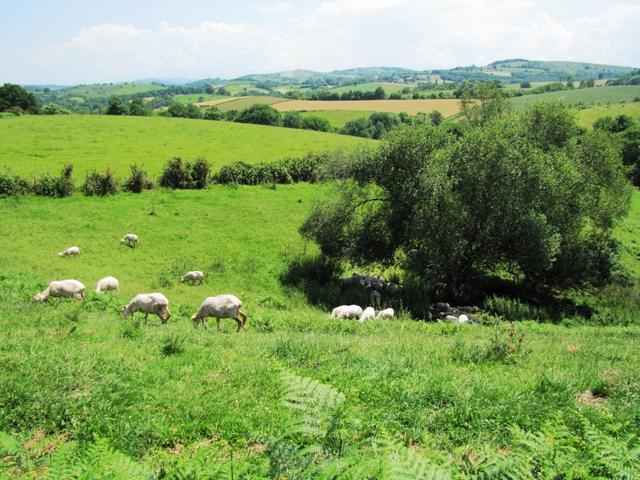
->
[216,318,222,331]
[238,309,248,328]
[234,316,243,332]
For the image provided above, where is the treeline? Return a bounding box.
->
[593,113,640,186]
[606,68,640,86]
[0,152,329,198]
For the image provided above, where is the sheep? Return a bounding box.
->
[376,308,395,319]
[33,279,86,302]
[123,293,171,324]
[120,233,138,248]
[457,314,470,324]
[181,271,204,285]
[95,276,119,293]
[358,306,376,323]
[331,305,363,320]
[58,246,80,257]
[191,294,247,331]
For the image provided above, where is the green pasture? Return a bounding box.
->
[510,85,640,110]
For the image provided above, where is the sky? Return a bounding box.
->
[1,0,639,85]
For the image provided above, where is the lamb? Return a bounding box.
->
[95,276,119,293]
[33,279,86,302]
[181,271,204,284]
[376,308,395,319]
[123,293,171,324]
[58,246,80,257]
[191,294,247,331]
[120,233,139,248]
[331,305,363,320]
[358,306,376,323]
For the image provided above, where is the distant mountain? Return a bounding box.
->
[235,69,322,82]
[133,77,194,86]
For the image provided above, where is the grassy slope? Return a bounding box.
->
[0,115,372,179]
[328,82,415,95]
[510,85,640,110]
[299,110,371,128]
[63,83,166,98]
[615,189,640,277]
[276,99,461,116]
[173,93,225,103]
[576,102,640,127]
[197,96,287,111]
[0,188,639,470]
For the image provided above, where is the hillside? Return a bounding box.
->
[509,85,640,110]
[0,115,373,179]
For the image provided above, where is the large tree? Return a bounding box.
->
[300,102,631,299]
[0,83,38,113]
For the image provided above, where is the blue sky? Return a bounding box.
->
[1,0,639,84]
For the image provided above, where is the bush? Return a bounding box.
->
[283,111,303,129]
[0,174,30,196]
[485,296,546,321]
[159,157,211,189]
[301,115,332,132]
[32,165,74,198]
[213,153,326,185]
[81,169,118,196]
[214,161,258,185]
[235,103,281,126]
[123,165,154,193]
[203,106,223,120]
[41,103,70,115]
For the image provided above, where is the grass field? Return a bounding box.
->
[275,98,462,116]
[576,102,640,127]
[172,93,225,104]
[197,96,286,112]
[510,85,640,110]
[0,115,372,180]
[328,82,416,95]
[299,110,371,128]
[62,83,166,98]
[1,186,639,477]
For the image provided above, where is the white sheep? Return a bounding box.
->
[191,294,247,331]
[33,279,86,302]
[95,276,119,293]
[120,233,139,248]
[376,308,395,319]
[181,271,204,284]
[457,314,470,324]
[123,293,171,323]
[58,246,80,257]
[331,305,363,320]
[358,306,376,323]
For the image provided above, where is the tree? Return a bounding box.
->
[203,106,223,120]
[166,102,201,119]
[301,115,332,132]
[519,81,531,89]
[0,83,38,112]
[428,110,444,126]
[128,98,149,116]
[283,111,303,129]
[235,103,281,126]
[458,81,510,127]
[373,86,386,100]
[106,96,129,115]
[41,103,69,115]
[301,107,630,303]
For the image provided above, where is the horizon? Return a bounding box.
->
[2,0,639,85]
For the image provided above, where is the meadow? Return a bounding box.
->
[327,82,416,95]
[0,115,372,180]
[197,96,286,112]
[172,93,225,104]
[510,85,640,109]
[275,99,462,116]
[576,102,640,127]
[1,187,639,477]
[299,110,372,128]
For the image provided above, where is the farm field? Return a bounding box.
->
[510,85,640,109]
[1,186,639,477]
[172,93,225,104]
[328,81,416,94]
[63,83,166,98]
[275,98,462,116]
[0,115,372,179]
[196,95,286,111]
[576,102,640,127]
[299,109,372,128]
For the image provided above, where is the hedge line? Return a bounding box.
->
[0,152,329,198]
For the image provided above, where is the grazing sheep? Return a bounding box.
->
[33,279,86,302]
[120,233,139,248]
[457,314,470,324]
[358,306,376,323]
[95,276,119,293]
[123,293,171,324]
[191,294,247,331]
[376,308,395,319]
[181,271,204,284]
[331,305,363,320]
[58,246,80,257]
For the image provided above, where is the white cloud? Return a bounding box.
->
[4,1,639,83]
[256,1,293,14]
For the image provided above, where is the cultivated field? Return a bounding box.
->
[510,85,640,109]
[0,115,372,179]
[299,110,372,128]
[275,98,462,116]
[197,95,285,111]
[1,186,639,476]
[328,81,416,95]
[172,93,225,104]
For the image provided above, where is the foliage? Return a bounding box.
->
[81,169,118,196]
[105,96,129,115]
[484,296,546,321]
[41,103,70,115]
[159,156,211,189]
[0,83,38,113]
[32,165,74,198]
[165,102,202,119]
[0,174,30,197]
[235,103,282,126]
[122,164,154,193]
[458,80,511,126]
[594,114,636,133]
[283,111,304,128]
[301,115,333,132]
[301,102,632,301]
[214,153,325,185]
[203,106,223,120]
[127,98,149,116]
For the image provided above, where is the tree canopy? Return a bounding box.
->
[0,83,38,113]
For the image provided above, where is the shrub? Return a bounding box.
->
[81,169,118,196]
[123,165,154,193]
[301,115,332,132]
[32,165,74,198]
[190,157,211,189]
[213,153,326,185]
[41,103,70,115]
[160,334,186,356]
[159,157,192,189]
[203,106,223,120]
[0,174,30,196]
[235,103,281,126]
[283,111,303,129]
[214,161,258,185]
[485,296,546,321]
